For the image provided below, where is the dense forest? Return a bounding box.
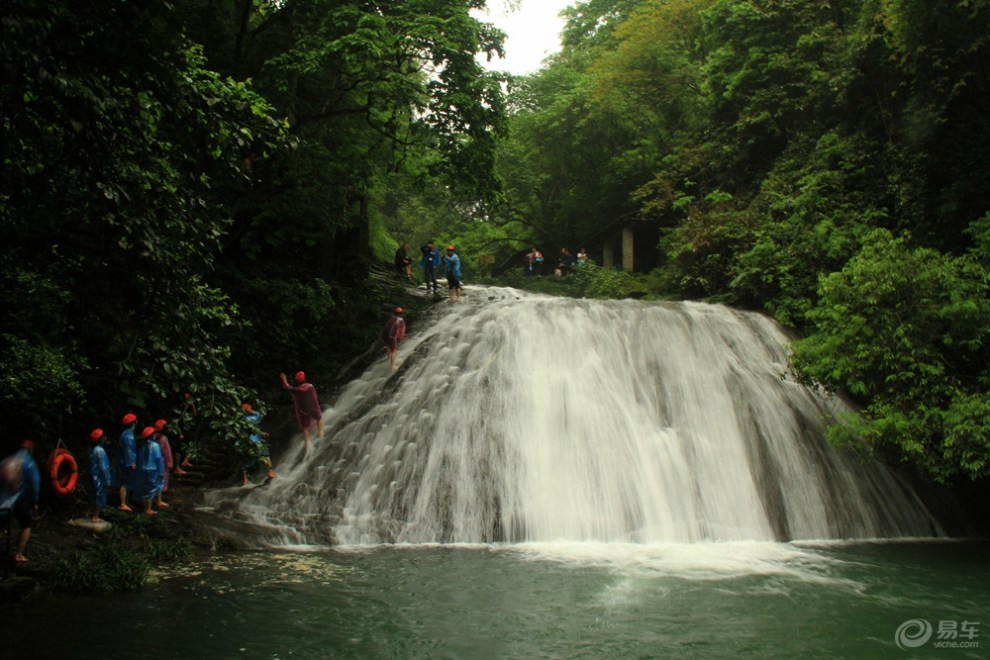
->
[2,0,988,489]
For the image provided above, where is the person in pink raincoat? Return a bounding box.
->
[280,370,324,451]
[382,307,407,370]
[152,418,173,510]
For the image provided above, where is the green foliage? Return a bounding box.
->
[964,212,990,263]
[498,262,655,301]
[865,0,990,245]
[728,130,888,325]
[183,0,511,396]
[791,229,990,483]
[52,516,191,593]
[701,0,854,174]
[103,506,174,540]
[2,0,508,454]
[145,538,193,564]
[53,544,150,593]
[657,201,759,299]
[516,0,990,485]
[0,262,87,438]
[579,264,644,299]
[1,0,285,445]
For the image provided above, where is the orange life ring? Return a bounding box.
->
[47,447,79,496]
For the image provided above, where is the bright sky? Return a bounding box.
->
[474,0,575,75]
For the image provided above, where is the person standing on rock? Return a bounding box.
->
[88,428,111,523]
[134,426,165,517]
[394,242,413,281]
[114,412,138,512]
[152,419,173,510]
[280,370,324,451]
[420,241,441,294]
[443,245,463,303]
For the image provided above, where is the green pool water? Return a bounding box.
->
[5,539,988,658]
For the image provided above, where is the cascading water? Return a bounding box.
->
[202,287,940,545]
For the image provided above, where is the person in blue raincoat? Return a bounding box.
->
[0,439,41,564]
[241,403,276,486]
[443,245,463,303]
[88,428,111,523]
[114,412,138,511]
[133,426,165,516]
[420,241,442,294]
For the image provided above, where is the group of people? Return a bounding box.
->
[0,416,177,564]
[0,369,331,565]
[236,371,328,485]
[525,246,589,278]
[386,241,457,369]
[101,414,179,519]
[88,372,325,504]
[418,241,463,303]
[389,242,458,367]
[0,390,205,564]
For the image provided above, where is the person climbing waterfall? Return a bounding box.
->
[443,245,463,303]
[280,370,324,451]
[172,391,197,476]
[241,403,276,485]
[382,307,407,370]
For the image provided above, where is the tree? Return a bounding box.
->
[178,0,511,385]
[791,229,990,483]
[862,0,990,248]
[1,1,285,443]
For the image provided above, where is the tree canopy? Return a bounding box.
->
[3,0,989,485]
[0,0,507,452]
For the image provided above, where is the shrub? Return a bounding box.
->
[53,544,149,593]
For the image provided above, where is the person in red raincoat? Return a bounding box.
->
[280,370,324,451]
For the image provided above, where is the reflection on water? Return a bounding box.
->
[150,551,346,588]
[5,540,988,659]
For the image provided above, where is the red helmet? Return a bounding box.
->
[141,426,156,439]
[90,428,104,443]
[446,245,455,251]
[121,412,138,425]
[294,371,306,383]
[394,307,404,315]
[154,419,167,431]
[242,403,253,411]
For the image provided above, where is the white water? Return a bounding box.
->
[204,287,940,546]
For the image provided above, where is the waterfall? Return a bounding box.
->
[202,287,940,545]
